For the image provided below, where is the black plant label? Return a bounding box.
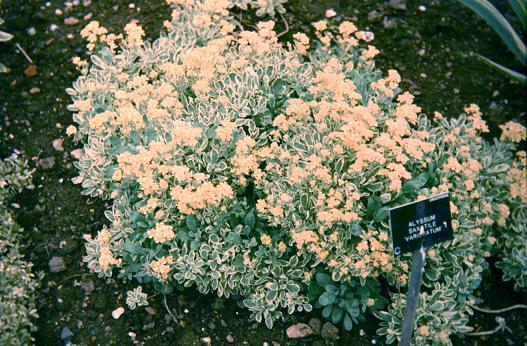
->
[389,192,453,255]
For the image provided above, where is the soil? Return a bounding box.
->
[0,0,525,345]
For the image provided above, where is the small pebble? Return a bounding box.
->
[30,87,41,94]
[80,280,94,295]
[38,156,56,170]
[388,0,407,11]
[64,17,79,25]
[321,322,339,341]
[27,27,36,36]
[201,336,212,346]
[60,326,74,340]
[50,24,59,31]
[367,10,382,22]
[226,334,235,343]
[418,5,427,12]
[24,64,38,77]
[286,323,313,339]
[112,307,125,319]
[48,256,66,273]
[325,9,336,18]
[383,17,398,29]
[52,138,64,151]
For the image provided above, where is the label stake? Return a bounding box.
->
[400,244,426,346]
[388,192,453,345]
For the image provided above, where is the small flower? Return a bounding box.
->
[312,20,327,31]
[260,234,272,246]
[66,125,77,136]
[418,325,430,337]
[500,121,526,143]
[325,9,337,18]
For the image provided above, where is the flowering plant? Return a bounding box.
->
[68,0,526,343]
[0,153,40,345]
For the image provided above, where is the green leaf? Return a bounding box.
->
[272,78,286,95]
[402,172,428,193]
[350,223,362,236]
[300,193,309,208]
[458,0,526,64]
[322,305,333,318]
[186,215,197,231]
[316,272,333,286]
[287,283,300,294]
[367,181,384,192]
[293,141,308,153]
[244,210,256,229]
[324,284,338,294]
[380,193,392,204]
[429,301,445,312]
[243,299,256,309]
[177,231,189,242]
[334,158,345,174]
[226,232,242,244]
[190,240,201,251]
[122,242,147,255]
[374,310,393,322]
[508,0,527,31]
[319,292,336,306]
[266,289,278,302]
[374,207,390,222]
[265,315,273,329]
[343,313,353,331]
[478,54,526,84]
[229,213,239,227]
[331,306,344,324]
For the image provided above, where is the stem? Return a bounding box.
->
[163,294,177,323]
[277,12,289,38]
[15,43,33,64]
[465,316,511,336]
[472,304,527,314]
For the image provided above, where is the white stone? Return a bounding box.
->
[112,307,125,319]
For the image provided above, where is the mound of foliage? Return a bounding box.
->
[0,152,40,346]
[67,0,526,344]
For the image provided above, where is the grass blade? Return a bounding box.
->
[478,54,526,84]
[459,0,526,65]
[508,0,527,31]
